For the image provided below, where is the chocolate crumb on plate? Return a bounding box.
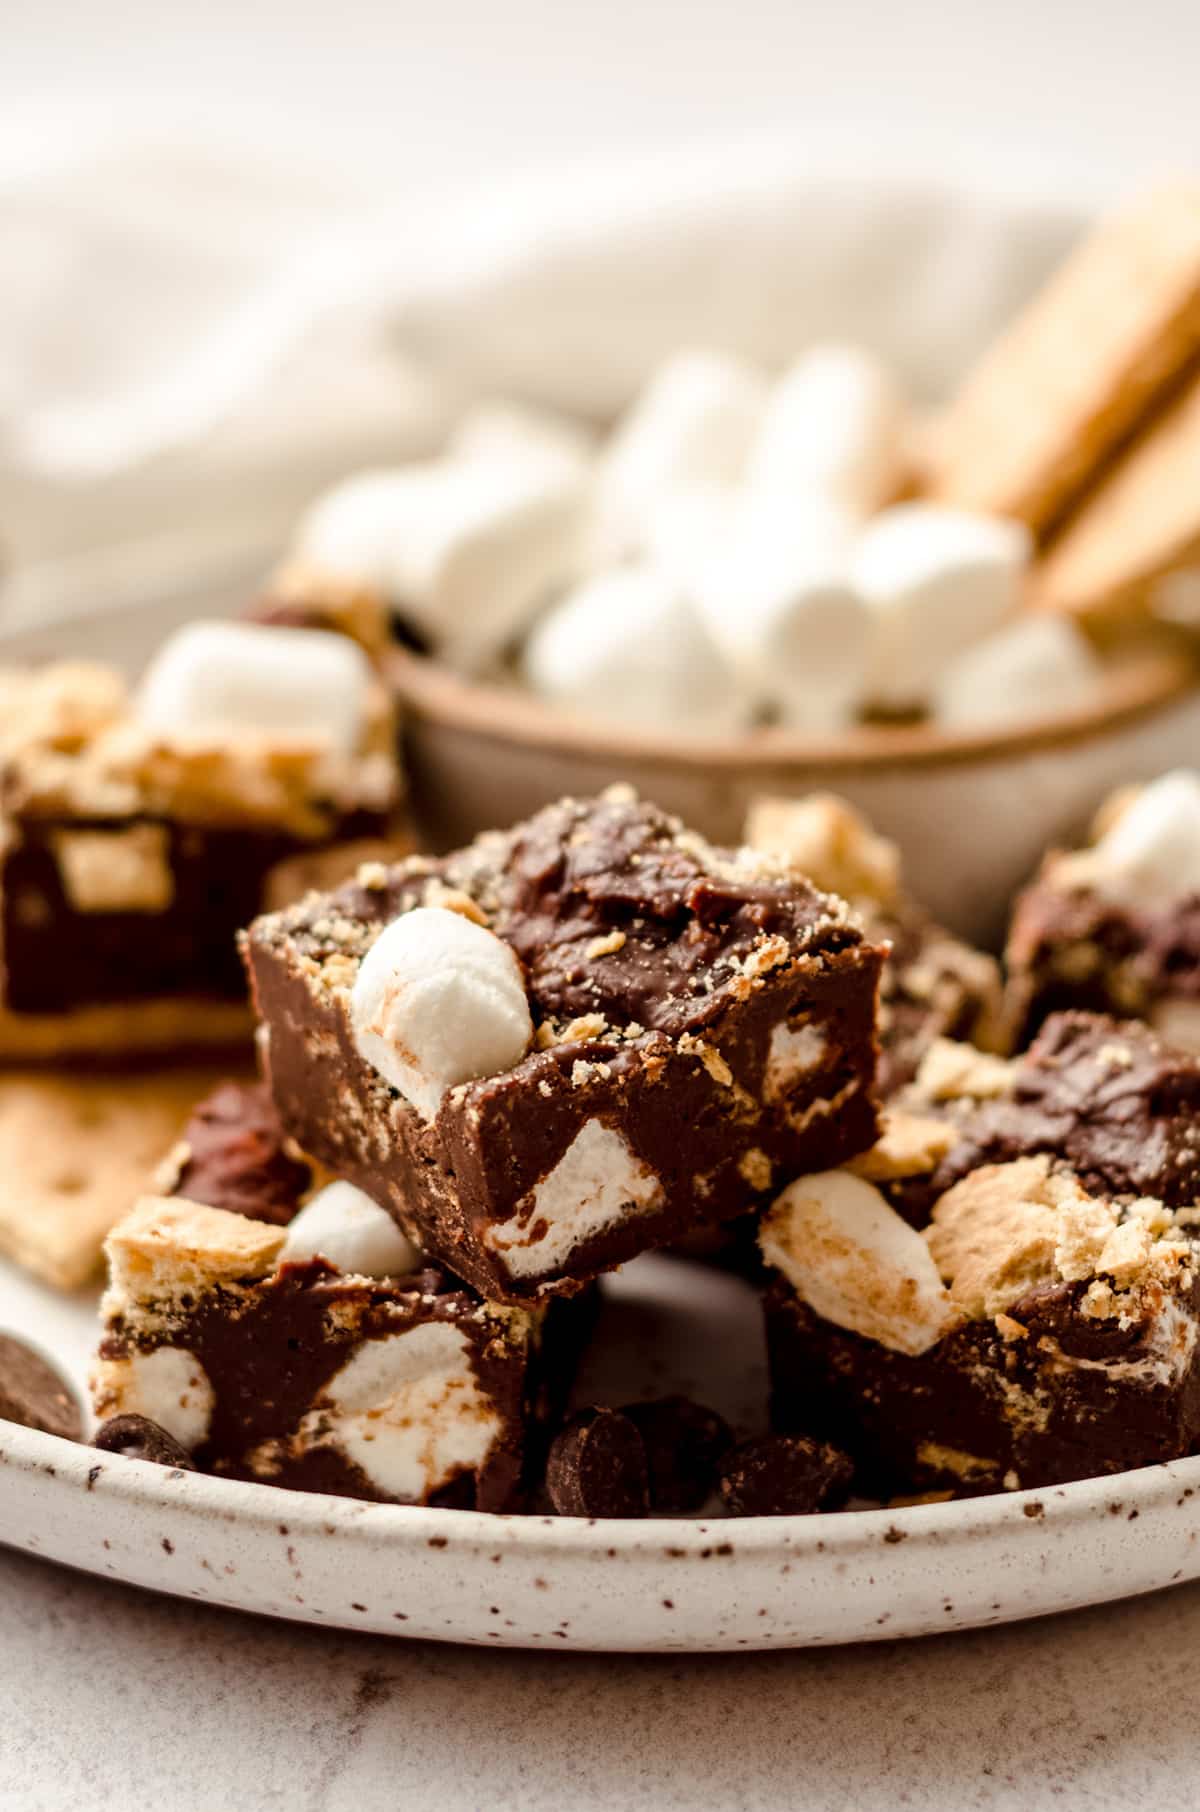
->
[719,1434,854,1517]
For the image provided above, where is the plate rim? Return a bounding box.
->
[8,1416,1200,1558]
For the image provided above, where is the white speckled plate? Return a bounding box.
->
[3,1248,1200,1652]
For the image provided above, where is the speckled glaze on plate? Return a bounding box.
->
[2,1250,1200,1652]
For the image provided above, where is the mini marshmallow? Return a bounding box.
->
[759,1168,960,1357]
[522,564,743,734]
[744,343,910,519]
[1061,770,1200,901]
[694,494,868,729]
[136,620,371,752]
[932,612,1102,730]
[296,455,586,671]
[589,349,767,560]
[281,1180,421,1277]
[853,504,1031,712]
[351,906,534,1120]
[450,399,596,480]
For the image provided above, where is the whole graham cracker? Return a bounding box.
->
[1029,361,1200,617]
[925,183,1200,537]
[0,1064,251,1289]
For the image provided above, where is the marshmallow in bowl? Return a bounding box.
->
[351,905,534,1120]
[296,455,586,671]
[1060,770,1200,901]
[522,565,743,733]
[744,343,910,519]
[695,492,868,728]
[853,504,1031,711]
[137,620,372,752]
[589,349,767,559]
[281,1180,422,1276]
[931,613,1102,730]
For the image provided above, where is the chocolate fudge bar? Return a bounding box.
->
[760,1011,1200,1493]
[1007,771,1200,1051]
[93,1195,579,1509]
[746,793,1007,1094]
[0,658,400,1057]
[244,788,886,1304]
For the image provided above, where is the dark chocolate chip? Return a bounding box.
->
[92,1415,196,1470]
[0,1332,83,1440]
[621,1396,733,1513]
[546,1409,648,1518]
[719,1434,854,1517]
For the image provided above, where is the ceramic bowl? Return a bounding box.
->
[390,639,1199,947]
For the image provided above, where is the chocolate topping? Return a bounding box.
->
[926,1011,1200,1213]
[169,1081,311,1225]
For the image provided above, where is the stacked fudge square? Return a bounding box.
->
[93,771,1200,1515]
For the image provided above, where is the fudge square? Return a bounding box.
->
[243,788,886,1303]
[760,1012,1200,1494]
[0,641,399,1058]
[93,1195,580,1509]
[1006,770,1200,1052]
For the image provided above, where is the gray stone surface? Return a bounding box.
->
[3,1544,1196,1810]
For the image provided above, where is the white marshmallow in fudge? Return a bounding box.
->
[759,1169,960,1357]
[296,454,586,671]
[1058,770,1200,901]
[931,612,1102,730]
[281,1180,422,1276]
[589,349,767,560]
[137,620,372,753]
[853,504,1031,711]
[350,905,534,1119]
[744,343,910,519]
[522,564,743,733]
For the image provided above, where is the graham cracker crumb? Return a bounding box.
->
[911,1038,1014,1104]
[849,1110,957,1183]
[585,929,627,960]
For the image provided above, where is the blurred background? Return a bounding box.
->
[5,0,1200,622]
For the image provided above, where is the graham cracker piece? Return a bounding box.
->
[1028,362,1200,617]
[925,184,1200,536]
[0,1064,250,1289]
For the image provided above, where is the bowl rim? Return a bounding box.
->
[386,636,1199,776]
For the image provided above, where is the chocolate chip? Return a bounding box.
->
[546,1409,649,1517]
[92,1415,196,1470]
[172,1081,311,1226]
[0,1333,82,1440]
[621,1395,733,1512]
[718,1434,854,1516]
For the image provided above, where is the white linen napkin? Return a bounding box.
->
[0,129,1079,624]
